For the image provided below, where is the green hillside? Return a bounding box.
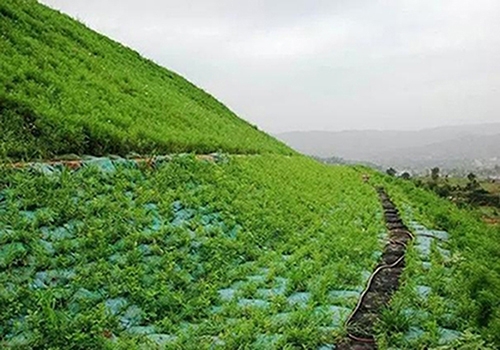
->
[0,0,292,160]
[0,155,385,348]
[374,174,500,348]
[1,0,500,349]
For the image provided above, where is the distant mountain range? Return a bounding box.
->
[277,123,500,172]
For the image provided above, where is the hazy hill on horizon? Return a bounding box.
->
[277,123,500,172]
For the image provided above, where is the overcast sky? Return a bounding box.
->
[40,0,500,133]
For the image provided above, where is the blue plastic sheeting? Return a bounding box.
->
[438,328,461,345]
[318,345,336,350]
[438,248,451,258]
[314,306,351,327]
[218,288,237,301]
[211,337,226,347]
[137,244,153,256]
[3,315,34,348]
[40,220,82,242]
[120,305,144,328]
[82,157,116,173]
[20,210,36,221]
[143,256,163,271]
[105,298,128,315]
[415,236,433,259]
[397,223,463,350]
[144,203,158,212]
[5,315,29,335]
[404,327,425,342]
[24,156,143,177]
[171,201,196,227]
[422,262,432,270]
[416,285,432,300]
[237,298,270,309]
[411,221,452,262]
[41,226,72,241]
[150,217,162,232]
[172,201,183,212]
[409,221,426,231]
[328,290,361,300]
[247,274,267,284]
[287,292,311,307]
[372,250,383,260]
[170,201,241,240]
[410,221,450,242]
[31,269,76,289]
[361,270,372,282]
[254,334,283,348]
[31,163,58,176]
[209,306,224,315]
[38,239,55,255]
[274,277,289,288]
[403,327,461,345]
[428,230,449,241]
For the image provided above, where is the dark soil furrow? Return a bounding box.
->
[337,188,413,349]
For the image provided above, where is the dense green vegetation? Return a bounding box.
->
[0,155,385,348]
[0,0,292,160]
[370,172,500,348]
[2,1,500,349]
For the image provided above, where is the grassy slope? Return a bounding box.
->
[0,156,384,348]
[0,0,292,160]
[370,173,500,348]
[2,0,499,349]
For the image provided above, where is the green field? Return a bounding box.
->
[1,0,500,349]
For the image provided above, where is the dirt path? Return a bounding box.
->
[337,188,413,349]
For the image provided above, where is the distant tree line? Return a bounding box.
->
[386,166,500,209]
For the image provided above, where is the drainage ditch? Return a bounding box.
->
[337,188,413,349]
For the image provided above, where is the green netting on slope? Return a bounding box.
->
[386,218,462,347]
[0,156,384,349]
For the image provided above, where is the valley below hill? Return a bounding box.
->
[277,123,500,175]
